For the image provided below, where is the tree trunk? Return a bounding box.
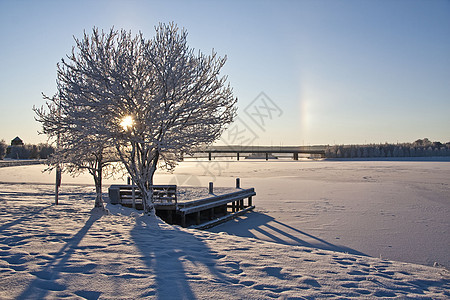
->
[142,189,155,217]
[141,167,156,216]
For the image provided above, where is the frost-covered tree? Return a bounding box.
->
[37,144,55,159]
[56,23,236,214]
[51,140,118,209]
[0,140,6,159]
[34,95,119,209]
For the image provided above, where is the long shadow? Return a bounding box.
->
[209,211,366,256]
[130,216,248,299]
[0,188,99,233]
[0,191,54,198]
[16,213,102,299]
[0,204,52,232]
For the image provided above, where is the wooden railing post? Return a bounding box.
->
[209,182,214,194]
[131,180,136,209]
[196,212,201,225]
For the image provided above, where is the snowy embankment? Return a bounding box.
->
[0,161,449,298]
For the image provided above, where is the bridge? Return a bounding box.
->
[191,145,327,160]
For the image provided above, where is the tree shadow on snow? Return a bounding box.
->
[0,204,52,232]
[209,211,367,256]
[130,216,245,299]
[16,213,103,299]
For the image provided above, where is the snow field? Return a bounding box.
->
[0,161,449,298]
[0,182,448,299]
[162,159,450,268]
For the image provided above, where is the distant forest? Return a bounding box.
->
[0,140,54,160]
[1,137,449,160]
[324,138,450,159]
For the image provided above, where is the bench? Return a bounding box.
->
[108,185,177,208]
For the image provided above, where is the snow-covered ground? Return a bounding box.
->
[0,160,449,299]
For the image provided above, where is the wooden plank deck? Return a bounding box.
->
[108,185,256,228]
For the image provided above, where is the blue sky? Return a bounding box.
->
[1,0,449,146]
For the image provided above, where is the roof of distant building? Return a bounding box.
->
[11,136,24,146]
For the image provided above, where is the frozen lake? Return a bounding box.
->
[157,159,450,268]
[1,160,449,299]
[0,159,449,268]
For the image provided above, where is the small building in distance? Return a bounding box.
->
[11,136,24,146]
[6,136,28,159]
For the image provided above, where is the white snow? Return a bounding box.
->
[0,160,449,299]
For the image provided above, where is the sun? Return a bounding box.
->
[120,115,134,131]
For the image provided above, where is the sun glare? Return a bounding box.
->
[120,115,134,130]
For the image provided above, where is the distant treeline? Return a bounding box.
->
[325,138,450,158]
[0,140,55,160]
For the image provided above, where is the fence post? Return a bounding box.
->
[131,179,136,209]
[196,211,201,225]
[236,178,240,188]
[209,182,214,194]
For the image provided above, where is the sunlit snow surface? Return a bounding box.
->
[0,160,449,299]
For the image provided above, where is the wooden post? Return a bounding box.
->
[131,184,136,209]
[127,177,131,185]
[231,201,235,213]
[55,97,61,205]
[208,152,212,160]
[236,178,240,189]
[181,214,186,227]
[265,152,269,161]
[196,211,201,225]
[167,211,173,224]
[55,166,61,205]
[237,152,240,161]
[248,196,252,206]
[209,182,214,194]
[293,152,299,160]
[239,199,244,210]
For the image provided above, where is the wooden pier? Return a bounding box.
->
[108,182,255,228]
